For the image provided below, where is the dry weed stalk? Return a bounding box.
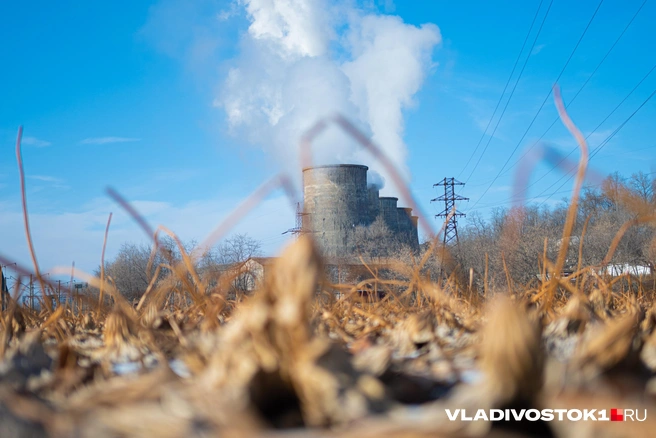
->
[479,296,544,406]
[98,212,113,311]
[544,86,589,309]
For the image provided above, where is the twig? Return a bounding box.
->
[198,174,297,256]
[15,127,51,312]
[99,212,113,310]
[547,85,589,307]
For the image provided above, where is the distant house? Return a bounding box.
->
[240,257,276,291]
[227,256,399,300]
[196,257,277,296]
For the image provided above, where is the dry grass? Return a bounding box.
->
[1,94,656,437]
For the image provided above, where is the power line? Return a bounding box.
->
[457,0,546,178]
[538,87,656,205]
[505,62,656,205]
[467,62,656,212]
[467,0,606,210]
[463,0,555,184]
[489,0,648,183]
[467,182,605,214]
[535,87,656,208]
[462,59,655,215]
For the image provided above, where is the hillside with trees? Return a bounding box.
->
[453,171,655,289]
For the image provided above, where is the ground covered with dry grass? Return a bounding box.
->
[2,235,656,438]
[2,95,656,437]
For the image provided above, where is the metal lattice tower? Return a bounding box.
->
[282,202,309,237]
[431,178,469,246]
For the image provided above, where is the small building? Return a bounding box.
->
[240,257,276,291]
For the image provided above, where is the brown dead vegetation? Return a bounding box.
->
[1,93,656,437]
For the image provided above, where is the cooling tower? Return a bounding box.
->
[303,164,420,258]
[397,207,412,242]
[303,164,369,258]
[410,216,419,248]
[367,185,381,223]
[378,197,399,232]
[397,207,420,250]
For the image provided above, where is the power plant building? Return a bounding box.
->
[302,164,419,258]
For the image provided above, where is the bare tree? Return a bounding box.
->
[629,171,654,203]
[353,215,402,259]
[217,234,262,265]
[101,242,155,302]
[453,171,656,294]
[98,234,263,302]
[197,234,263,294]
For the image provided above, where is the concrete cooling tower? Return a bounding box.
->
[302,164,419,258]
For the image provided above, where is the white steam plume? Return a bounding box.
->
[216,0,441,194]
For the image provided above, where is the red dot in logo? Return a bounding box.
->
[611,409,623,422]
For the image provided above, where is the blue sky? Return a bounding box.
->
[1,0,654,279]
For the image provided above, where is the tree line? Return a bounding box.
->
[97,233,262,302]
[452,171,655,289]
[97,171,654,301]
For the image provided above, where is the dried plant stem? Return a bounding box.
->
[136,265,163,312]
[106,187,156,244]
[198,174,297,256]
[576,215,591,291]
[502,252,513,293]
[542,237,548,282]
[484,252,489,299]
[99,212,113,310]
[158,225,206,296]
[547,86,589,308]
[602,214,656,266]
[468,268,474,301]
[15,127,52,312]
[0,277,23,358]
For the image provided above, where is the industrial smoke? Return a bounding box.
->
[218,0,441,195]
